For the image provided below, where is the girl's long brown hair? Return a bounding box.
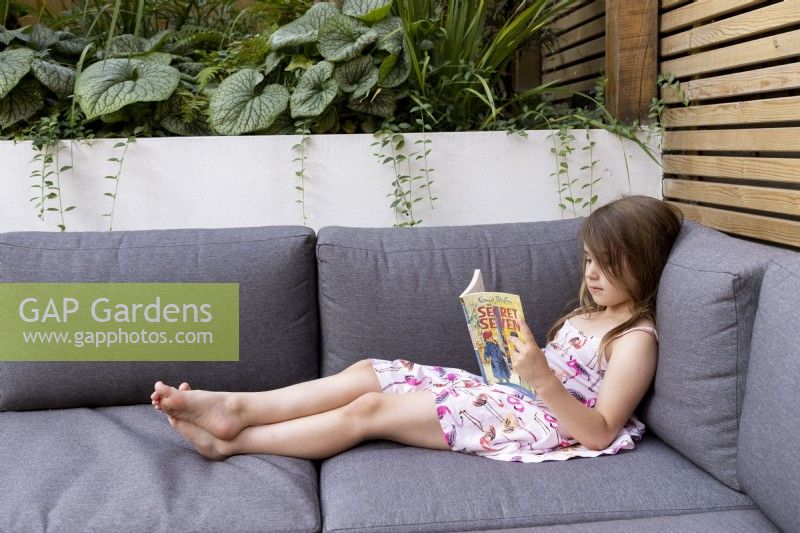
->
[545,195,684,372]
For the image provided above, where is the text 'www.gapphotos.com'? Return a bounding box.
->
[21,329,214,348]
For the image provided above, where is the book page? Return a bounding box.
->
[459,269,485,298]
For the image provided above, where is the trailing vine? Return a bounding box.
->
[103,126,141,231]
[549,124,578,218]
[580,129,599,212]
[26,114,80,231]
[409,94,437,210]
[372,117,424,228]
[292,118,311,226]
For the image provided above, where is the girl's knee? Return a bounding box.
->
[344,391,383,417]
[341,392,383,440]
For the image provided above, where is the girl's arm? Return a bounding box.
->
[534,330,658,450]
[532,370,611,450]
[510,319,613,450]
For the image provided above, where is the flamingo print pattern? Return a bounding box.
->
[368,317,656,463]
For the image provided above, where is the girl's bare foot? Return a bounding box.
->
[167,415,231,461]
[152,382,189,411]
[152,381,246,440]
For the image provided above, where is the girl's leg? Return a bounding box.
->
[169,390,450,461]
[153,359,383,440]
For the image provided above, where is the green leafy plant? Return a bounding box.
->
[0,1,666,229]
[392,0,578,131]
[207,1,410,136]
[646,71,689,150]
[38,0,275,42]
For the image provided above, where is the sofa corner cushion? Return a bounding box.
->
[738,253,800,533]
[0,405,320,533]
[637,220,787,492]
[315,219,585,377]
[0,226,319,410]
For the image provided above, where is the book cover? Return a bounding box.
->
[459,269,537,399]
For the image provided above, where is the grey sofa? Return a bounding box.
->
[1,217,797,533]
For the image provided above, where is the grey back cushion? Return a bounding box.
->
[0,226,319,411]
[738,254,800,533]
[637,220,788,491]
[316,218,584,378]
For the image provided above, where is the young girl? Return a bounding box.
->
[151,194,683,463]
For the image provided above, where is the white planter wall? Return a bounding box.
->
[0,129,661,233]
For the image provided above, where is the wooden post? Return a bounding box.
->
[605,0,658,123]
[512,41,543,92]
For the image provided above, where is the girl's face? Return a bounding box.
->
[583,246,634,312]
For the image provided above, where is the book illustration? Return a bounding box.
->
[459,269,537,399]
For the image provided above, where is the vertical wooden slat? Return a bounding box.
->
[513,42,542,92]
[605,0,658,122]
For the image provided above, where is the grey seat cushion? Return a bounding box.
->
[0,226,319,410]
[738,253,800,533]
[485,509,779,532]
[636,220,790,491]
[319,437,756,532]
[0,405,320,533]
[316,219,584,377]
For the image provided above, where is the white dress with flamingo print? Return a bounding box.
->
[369,318,657,463]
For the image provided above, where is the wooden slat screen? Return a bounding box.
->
[659,0,800,249]
[542,0,606,101]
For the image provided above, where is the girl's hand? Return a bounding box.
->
[508,319,552,387]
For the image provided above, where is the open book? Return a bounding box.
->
[459,269,537,399]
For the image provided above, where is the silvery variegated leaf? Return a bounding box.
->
[107,30,173,58]
[290,60,337,118]
[0,78,43,128]
[373,16,404,55]
[28,24,64,51]
[347,87,396,118]
[0,25,14,46]
[0,25,29,46]
[318,14,377,63]
[335,56,377,100]
[54,37,91,56]
[377,40,410,88]
[107,34,150,56]
[342,0,393,22]
[208,69,290,135]
[269,2,340,50]
[75,58,181,120]
[0,47,35,100]
[264,51,282,76]
[135,52,173,65]
[30,59,76,98]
